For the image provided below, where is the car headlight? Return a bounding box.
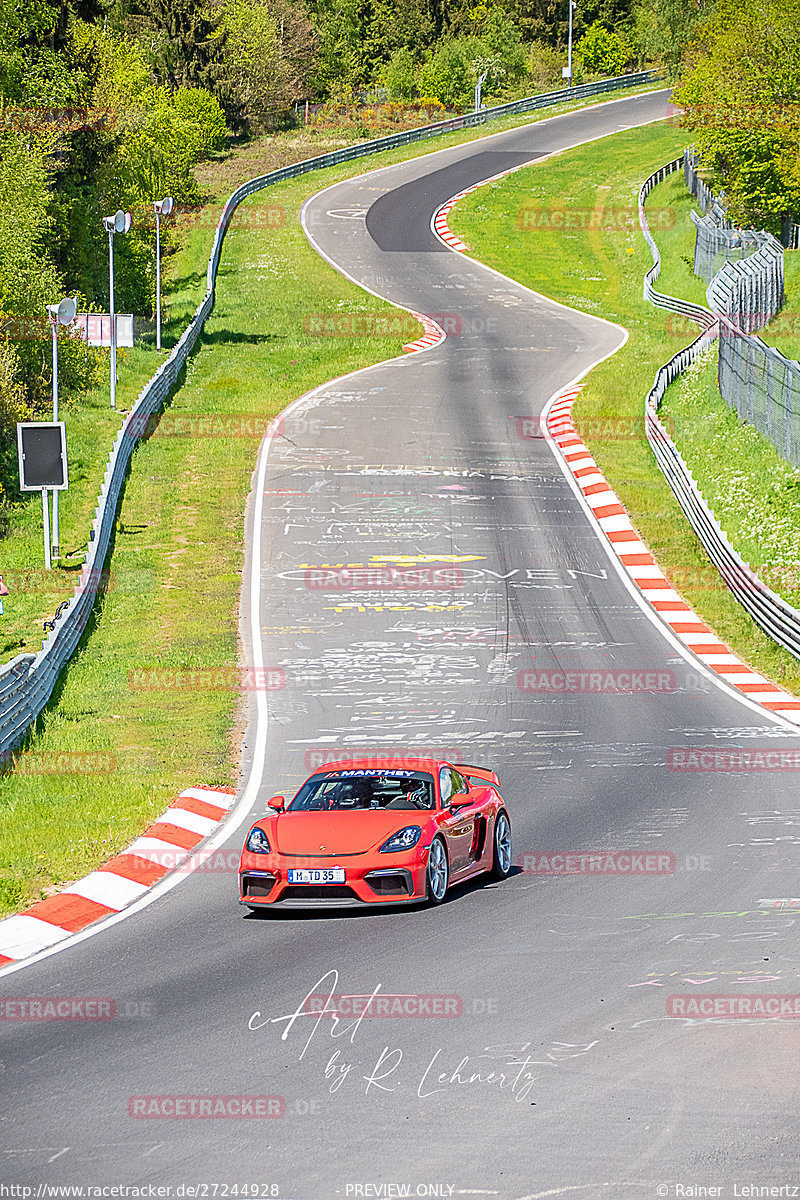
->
[379,826,422,853]
[246,827,271,853]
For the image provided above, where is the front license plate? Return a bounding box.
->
[287,868,345,884]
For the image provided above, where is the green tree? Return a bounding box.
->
[368,0,435,62]
[673,0,800,229]
[127,0,226,90]
[213,0,316,129]
[576,20,633,75]
[632,0,710,75]
[419,39,472,106]
[384,47,418,97]
[0,129,101,423]
[464,6,527,94]
[305,0,373,96]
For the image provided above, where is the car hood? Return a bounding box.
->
[266,811,424,856]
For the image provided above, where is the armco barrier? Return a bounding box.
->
[640,161,800,661]
[0,71,663,757]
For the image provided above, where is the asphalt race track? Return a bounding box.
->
[3,91,800,1196]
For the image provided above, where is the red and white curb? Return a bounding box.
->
[0,786,236,968]
[403,311,446,353]
[432,160,547,254]
[547,385,800,723]
[433,195,471,252]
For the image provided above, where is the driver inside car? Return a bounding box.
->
[335,778,373,809]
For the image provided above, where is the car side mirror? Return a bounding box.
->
[267,794,285,811]
[448,799,470,813]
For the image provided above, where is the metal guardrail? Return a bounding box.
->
[0,70,664,757]
[640,160,800,662]
[641,157,716,330]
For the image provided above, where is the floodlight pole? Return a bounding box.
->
[153,197,173,352]
[50,314,59,557]
[567,0,576,88]
[155,206,162,351]
[46,298,75,560]
[108,222,117,409]
[103,210,131,409]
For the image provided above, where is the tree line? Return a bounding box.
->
[0,0,792,507]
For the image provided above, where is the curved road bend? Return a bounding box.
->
[3,91,799,1194]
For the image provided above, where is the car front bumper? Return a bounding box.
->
[238,850,429,908]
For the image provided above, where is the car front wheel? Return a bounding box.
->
[426,837,449,905]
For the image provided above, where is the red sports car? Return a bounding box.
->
[238,757,512,909]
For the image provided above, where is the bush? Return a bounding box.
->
[526,41,565,91]
[419,41,472,109]
[576,22,634,77]
[0,342,29,439]
[173,87,228,158]
[384,48,418,100]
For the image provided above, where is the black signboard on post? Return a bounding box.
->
[16,422,69,491]
[17,422,69,570]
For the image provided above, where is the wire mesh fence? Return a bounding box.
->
[683,150,714,212]
[690,207,769,283]
[684,150,784,325]
[707,234,784,332]
[681,150,792,455]
[718,323,800,468]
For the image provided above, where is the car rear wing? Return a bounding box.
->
[454,764,500,788]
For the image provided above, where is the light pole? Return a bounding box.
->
[45,296,77,561]
[474,71,489,113]
[153,197,173,351]
[566,0,577,88]
[102,209,132,409]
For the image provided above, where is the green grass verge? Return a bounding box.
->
[0,81,667,917]
[449,122,800,695]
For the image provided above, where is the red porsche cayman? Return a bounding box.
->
[238,757,512,909]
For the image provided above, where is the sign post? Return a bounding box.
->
[42,488,51,570]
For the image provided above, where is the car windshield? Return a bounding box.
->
[288,770,435,812]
